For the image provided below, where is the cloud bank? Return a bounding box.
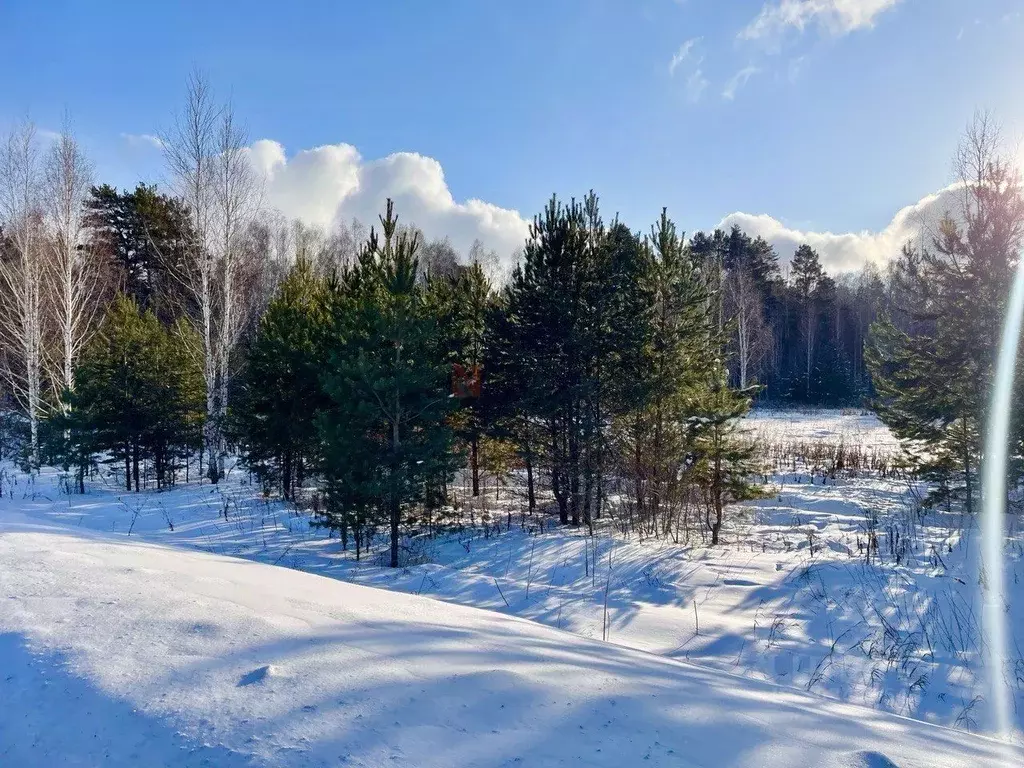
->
[240,137,959,276]
[244,139,531,265]
[717,184,960,273]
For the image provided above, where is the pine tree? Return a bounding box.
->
[791,244,825,401]
[318,200,460,567]
[867,117,1024,513]
[687,369,759,545]
[614,209,713,538]
[233,256,328,500]
[489,194,649,527]
[62,295,203,491]
[489,196,588,525]
[430,258,492,498]
[84,183,192,323]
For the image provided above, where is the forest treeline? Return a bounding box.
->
[1,73,1021,563]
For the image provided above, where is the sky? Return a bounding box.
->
[1,0,1023,271]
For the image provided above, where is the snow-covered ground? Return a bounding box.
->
[1,408,1022,765]
[2,511,1020,767]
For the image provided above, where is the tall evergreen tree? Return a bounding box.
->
[84,183,192,323]
[490,194,650,527]
[867,117,1024,513]
[431,258,492,497]
[614,210,714,537]
[791,244,825,401]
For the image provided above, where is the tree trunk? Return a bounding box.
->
[525,447,536,514]
[962,414,973,517]
[389,474,400,569]
[471,435,480,497]
[282,450,292,501]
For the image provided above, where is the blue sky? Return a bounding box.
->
[1,0,1022,268]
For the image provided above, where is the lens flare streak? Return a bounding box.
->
[982,257,1024,742]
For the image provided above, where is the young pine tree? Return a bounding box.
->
[867,117,1024,514]
[65,296,203,491]
[319,200,460,567]
[686,368,759,546]
[233,256,328,500]
[614,210,712,538]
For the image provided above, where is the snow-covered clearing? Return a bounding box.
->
[1,408,1022,765]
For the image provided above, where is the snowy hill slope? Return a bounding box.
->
[1,512,1019,767]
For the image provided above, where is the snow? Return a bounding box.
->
[1,407,1022,764]
[1,512,1019,767]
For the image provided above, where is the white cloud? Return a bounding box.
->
[668,38,708,102]
[740,0,902,42]
[722,66,761,100]
[716,184,961,273]
[121,132,165,150]
[245,140,530,265]
[668,38,700,76]
[686,67,709,101]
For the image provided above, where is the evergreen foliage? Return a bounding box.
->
[867,130,1024,512]
[317,200,460,567]
[84,184,192,323]
[231,256,328,500]
[53,295,203,491]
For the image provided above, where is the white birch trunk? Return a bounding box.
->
[164,73,262,482]
[42,119,99,403]
[0,122,46,466]
[163,71,220,481]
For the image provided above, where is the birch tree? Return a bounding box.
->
[163,71,262,482]
[0,121,46,465]
[43,118,101,402]
[164,71,216,478]
[211,104,261,478]
[724,264,769,389]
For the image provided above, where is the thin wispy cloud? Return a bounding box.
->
[687,68,709,101]
[740,0,902,43]
[722,66,761,100]
[668,37,700,76]
[668,38,708,102]
[120,132,165,150]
